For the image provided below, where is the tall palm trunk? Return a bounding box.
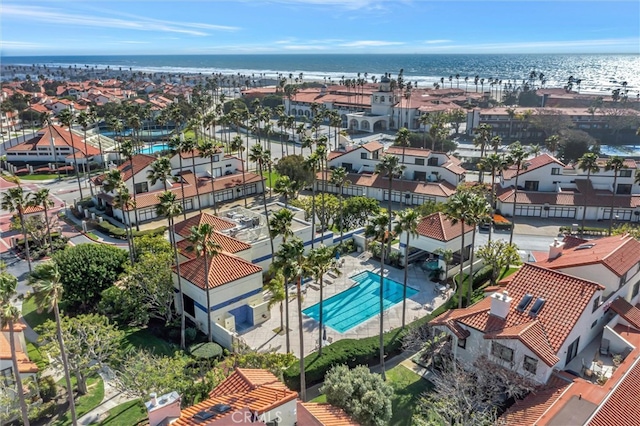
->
[178,155,187,220]
[318,272,324,356]
[378,242,386,381]
[44,202,53,252]
[209,157,217,214]
[608,173,619,236]
[297,275,306,400]
[467,229,477,307]
[190,153,202,212]
[19,211,32,272]
[169,218,186,349]
[580,169,592,238]
[8,320,30,426]
[70,131,84,200]
[129,156,140,231]
[402,233,410,328]
[54,302,77,425]
[284,276,290,353]
[258,163,275,256]
[124,207,135,264]
[509,166,521,244]
[311,170,317,249]
[458,222,465,309]
[240,150,248,208]
[203,252,212,342]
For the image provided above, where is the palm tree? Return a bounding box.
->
[119,139,141,230]
[274,175,296,208]
[478,153,508,241]
[182,137,203,212]
[375,155,405,260]
[2,186,33,272]
[445,191,473,308]
[605,156,627,235]
[113,185,136,265]
[29,188,54,252]
[147,156,174,191]
[306,245,340,356]
[0,272,31,426]
[169,135,191,219]
[304,152,322,249]
[58,109,84,199]
[473,124,492,182]
[394,208,419,328]
[330,167,349,246]
[186,224,221,342]
[156,191,186,349]
[249,144,275,257]
[76,110,92,181]
[265,272,286,335]
[273,238,307,399]
[506,142,527,244]
[394,127,411,165]
[545,135,561,157]
[365,212,391,381]
[578,153,599,237]
[434,248,454,283]
[269,208,294,353]
[28,262,77,425]
[199,139,222,214]
[464,195,490,306]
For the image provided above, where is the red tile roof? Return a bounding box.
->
[6,125,100,156]
[609,297,640,329]
[502,153,565,180]
[298,402,360,426]
[177,232,251,257]
[534,234,640,277]
[174,213,236,238]
[210,368,289,398]
[361,141,384,152]
[416,212,474,241]
[320,172,457,198]
[0,333,38,373]
[431,263,604,366]
[588,358,640,426]
[177,252,262,290]
[385,146,431,158]
[500,374,573,425]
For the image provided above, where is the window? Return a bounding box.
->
[415,158,425,166]
[213,155,220,162]
[414,171,427,181]
[592,296,600,313]
[342,162,353,172]
[616,184,632,195]
[620,170,632,178]
[633,280,640,298]
[138,207,156,222]
[381,96,385,102]
[361,153,368,159]
[457,338,467,349]
[591,319,598,329]
[523,356,538,374]
[551,167,560,175]
[620,272,628,288]
[183,294,195,317]
[134,181,149,194]
[0,367,15,387]
[524,181,539,191]
[427,157,439,166]
[491,342,514,362]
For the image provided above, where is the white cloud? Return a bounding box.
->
[424,39,452,44]
[2,4,239,37]
[1,41,47,49]
[282,44,328,50]
[339,40,405,47]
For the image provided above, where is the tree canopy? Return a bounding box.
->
[274,154,314,191]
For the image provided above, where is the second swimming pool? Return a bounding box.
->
[302,270,418,333]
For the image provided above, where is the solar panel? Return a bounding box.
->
[193,411,215,421]
[529,297,546,317]
[516,293,534,312]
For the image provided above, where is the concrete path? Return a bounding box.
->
[77,367,136,425]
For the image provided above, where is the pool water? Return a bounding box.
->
[302,270,418,333]
[140,144,170,154]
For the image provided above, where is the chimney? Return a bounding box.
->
[490,290,512,319]
[548,238,565,260]
[145,391,181,426]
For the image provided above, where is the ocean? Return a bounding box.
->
[2,53,639,95]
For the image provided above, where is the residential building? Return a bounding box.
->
[321,141,465,205]
[92,150,264,225]
[153,368,358,426]
[497,153,640,221]
[0,323,39,387]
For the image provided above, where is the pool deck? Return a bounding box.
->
[240,252,452,358]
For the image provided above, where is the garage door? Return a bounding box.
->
[515,206,542,217]
[548,207,576,218]
[603,209,632,221]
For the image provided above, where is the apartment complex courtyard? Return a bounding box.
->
[240,252,451,358]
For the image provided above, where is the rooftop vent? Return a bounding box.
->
[529,297,546,317]
[516,293,534,313]
[575,243,596,250]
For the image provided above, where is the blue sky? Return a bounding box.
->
[2,0,639,56]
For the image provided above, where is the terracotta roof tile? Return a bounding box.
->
[298,402,360,426]
[211,369,289,397]
[416,212,473,241]
[174,213,237,238]
[609,297,640,329]
[361,141,384,152]
[431,264,604,362]
[588,358,640,426]
[177,232,251,257]
[322,173,456,198]
[176,252,262,289]
[385,146,431,158]
[534,234,640,277]
[6,125,100,156]
[0,333,38,373]
[500,374,573,425]
[502,153,565,180]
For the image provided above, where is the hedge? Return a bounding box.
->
[472,265,493,289]
[16,232,62,246]
[282,300,454,390]
[559,226,607,236]
[93,221,167,239]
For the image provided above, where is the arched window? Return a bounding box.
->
[362,121,370,130]
[350,119,359,130]
[305,110,310,117]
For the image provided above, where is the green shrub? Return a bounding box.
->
[132,226,167,238]
[95,221,127,238]
[185,327,198,344]
[38,375,57,402]
[30,400,56,422]
[472,265,493,288]
[189,342,223,359]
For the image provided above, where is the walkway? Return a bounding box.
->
[77,367,136,425]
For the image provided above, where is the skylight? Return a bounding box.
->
[529,297,546,317]
[516,293,534,313]
[193,411,215,421]
[575,243,596,250]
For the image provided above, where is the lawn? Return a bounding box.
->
[22,297,54,332]
[309,364,433,426]
[499,266,520,280]
[54,375,104,426]
[26,341,49,370]
[264,170,281,188]
[121,326,180,357]
[20,174,62,181]
[99,399,147,425]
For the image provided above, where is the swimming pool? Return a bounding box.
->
[302,270,418,333]
[140,144,171,154]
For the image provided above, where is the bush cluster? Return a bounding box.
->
[94,221,167,239]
